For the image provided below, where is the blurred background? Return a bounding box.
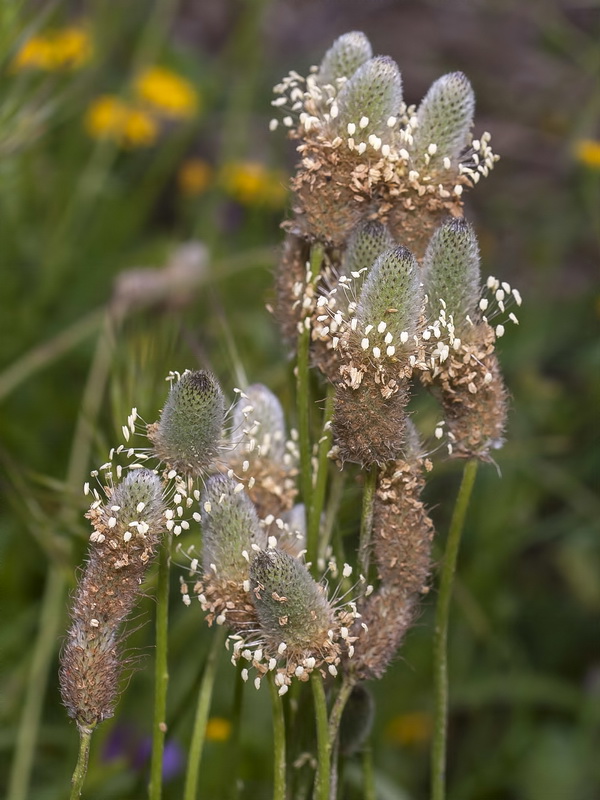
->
[0,1,598,798]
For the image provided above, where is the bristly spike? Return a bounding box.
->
[59,469,165,728]
[423,217,481,332]
[412,72,475,166]
[201,475,266,584]
[317,31,373,87]
[356,246,422,341]
[150,370,225,477]
[341,220,396,281]
[334,56,403,141]
[250,549,334,653]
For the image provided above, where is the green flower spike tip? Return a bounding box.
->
[150,370,225,477]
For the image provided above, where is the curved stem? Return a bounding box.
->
[150,535,172,800]
[268,674,287,800]
[431,459,479,800]
[307,385,335,567]
[358,467,378,582]
[69,725,94,800]
[311,671,330,800]
[327,677,355,745]
[183,627,225,800]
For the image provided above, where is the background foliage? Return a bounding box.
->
[0,1,598,799]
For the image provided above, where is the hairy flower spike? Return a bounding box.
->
[250,549,334,654]
[149,370,225,476]
[226,384,298,518]
[423,217,481,331]
[371,443,434,594]
[352,588,417,680]
[201,475,265,583]
[334,56,403,141]
[231,384,286,462]
[341,220,395,282]
[356,246,422,340]
[60,469,165,729]
[274,233,311,346]
[412,72,475,167]
[317,31,373,87]
[332,377,411,467]
[419,222,509,459]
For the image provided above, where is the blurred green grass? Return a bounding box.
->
[0,1,599,799]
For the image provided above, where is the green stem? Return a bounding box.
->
[327,677,355,800]
[69,725,95,800]
[183,627,225,800]
[268,674,287,800]
[363,745,376,800]
[358,467,378,582]
[299,244,323,572]
[307,385,335,568]
[431,459,479,800]
[226,662,246,800]
[149,535,172,800]
[327,677,355,745]
[319,468,345,562]
[311,671,330,800]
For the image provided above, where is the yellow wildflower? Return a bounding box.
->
[84,95,158,148]
[50,26,93,69]
[12,25,92,72]
[178,158,213,196]
[122,108,158,148]
[574,139,600,170]
[384,711,433,747]
[134,66,198,119]
[205,717,231,742]
[220,161,288,208]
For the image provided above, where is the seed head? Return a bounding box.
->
[413,72,474,167]
[250,549,334,653]
[334,56,403,140]
[60,469,165,729]
[317,31,373,87]
[201,474,266,584]
[150,370,225,476]
[99,469,165,540]
[356,246,422,341]
[423,217,481,332]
